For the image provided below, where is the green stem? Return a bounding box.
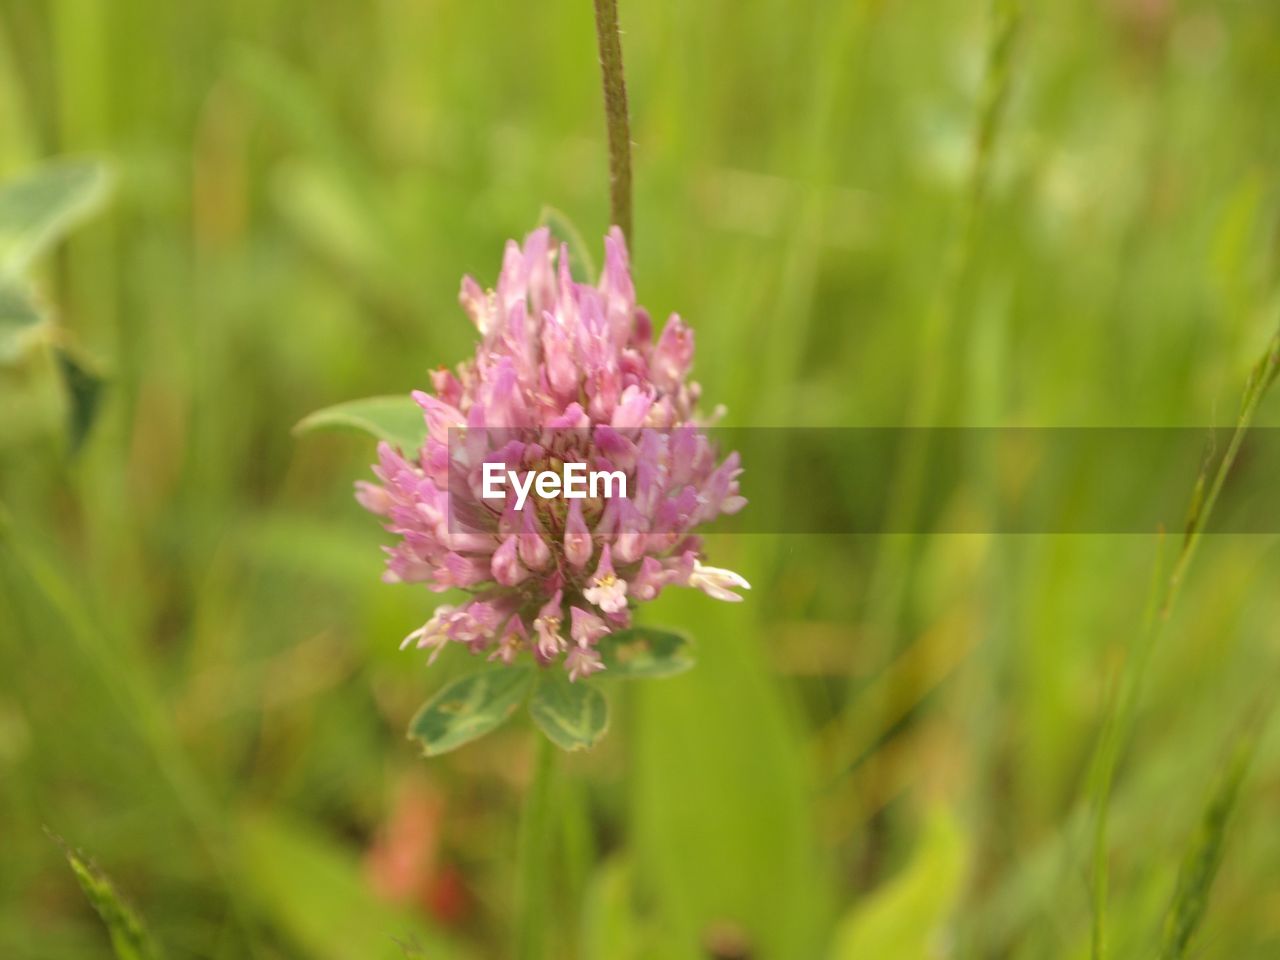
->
[1088,319,1280,960]
[0,537,264,955]
[592,0,633,244]
[515,734,556,960]
[836,0,1022,765]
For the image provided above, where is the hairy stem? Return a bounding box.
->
[592,0,633,244]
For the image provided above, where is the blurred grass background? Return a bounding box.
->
[2,0,1280,957]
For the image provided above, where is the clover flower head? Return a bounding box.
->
[359,227,747,679]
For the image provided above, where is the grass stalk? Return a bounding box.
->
[1088,317,1280,960]
[515,734,557,960]
[839,0,1022,754]
[0,536,264,956]
[1157,713,1267,960]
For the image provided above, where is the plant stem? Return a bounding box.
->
[592,0,633,244]
[515,734,556,960]
[1088,318,1280,960]
[0,538,265,956]
[1157,712,1267,960]
[836,0,1022,762]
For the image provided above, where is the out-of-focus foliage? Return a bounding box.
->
[2,0,1279,958]
[0,160,108,451]
[829,808,967,960]
[56,837,165,960]
[0,161,106,275]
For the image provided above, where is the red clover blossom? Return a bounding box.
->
[357,228,747,680]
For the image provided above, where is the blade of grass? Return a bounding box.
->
[0,535,264,956]
[1087,313,1280,960]
[50,832,166,960]
[237,809,472,960]
[1157,712,1268,960]
[1087,531,1167,960]
[515,735,557,960]
[838,0,1023,768]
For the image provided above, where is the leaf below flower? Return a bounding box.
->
[529,670,609,751]
[597,627,694,679]
[408,667,533,757]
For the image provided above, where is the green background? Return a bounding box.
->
[2,0,1279,957]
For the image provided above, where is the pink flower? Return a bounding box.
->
[489,617,528,665]
[532,591,567,660]
[565,645,605,682]
[570,607,610,647]
[491,535,527,587]
[564,499,592,569]
[582,545,628,614]
[360,228,748,680]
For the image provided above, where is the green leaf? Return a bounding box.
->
[55,345,106,454]
[0,160,109,276]
[529,669,609,751]
[829,808,968,960]
[581,857,647,960]
[408,667,533,756]
[0,280,43,363]
[631,590,828,958]
[238,810,472,960]
[52,834,165,960]
[294,394,426,452]
[598,627,694,678]
[538,206,597,281]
